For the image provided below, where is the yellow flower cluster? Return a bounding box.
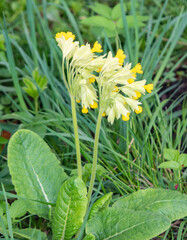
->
[55,31,154,124]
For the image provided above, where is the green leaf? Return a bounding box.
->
[83,233,95,240]
[0,136,8,144]
[158,160,180,170]
[32,69,48,90]
[113,189,187,222]
[89,193,113,220]
[8,129,68,219]
[164,148,179,162]
[89,3,112,19]
[178,154,187,167]
[86,207,170,240]
[23,77,38,99]
[52,177,87,240]
[12,228,47,240]
[9,199,27,219]
[81,16,116,31]
[111,3,126,21]
[117,15,149,29]
[71,163,106,183]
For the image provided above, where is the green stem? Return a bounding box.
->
[34,97,38,113]
[87,108,103,206]
[70,95,82,179]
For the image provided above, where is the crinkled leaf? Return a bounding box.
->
[164,148,179,162]
[9,199,27,219]
[8,129,68,219]
[52,177,87,240]
[89,3,112,18]
[113,188,187,222]
[158,160,180,170]
[89,193,113,220]
[81,16,116,31]
[83,233,95,240]
[178,154,187,167]
[86,207,170,240]
[13,228,47,240]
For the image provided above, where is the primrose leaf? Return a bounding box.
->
[89,3,112,18]
[158,160,180,170]
[9,199,27,219]
[178,154,187,167]
[8,129,68,219]
[52,177,87,240]
[164,148,179,162]
[113,188,187,222]
[83,233,95,240]
[89,192,113,220]
[86,207,170,240]
[12,228,47,240]
[81,16,116,31]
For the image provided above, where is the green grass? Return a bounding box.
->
[0,0,187,239]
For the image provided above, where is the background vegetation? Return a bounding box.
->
[0,0,186,239]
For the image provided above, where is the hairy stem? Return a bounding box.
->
[87,108,103,206]
[71,95,82,179]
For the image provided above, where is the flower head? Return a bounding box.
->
[55,31,153,122]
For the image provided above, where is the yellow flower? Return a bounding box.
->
[122,112,130,121]
[89,78,95,83]
[135,106,143,114]
[144,84,153,93]
[131,63,143,74]
[55,31,75,40]
[112,86,119,92]
[97,67,102,72]
[82,106,88,114]
[91,41,103,53]
[133,91,141,100]
[127,78,135,84]
[102,112,106,117]
[90,101,98,109]
[115,49,126,66]
[76,99,80,103]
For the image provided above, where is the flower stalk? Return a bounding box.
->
[87,107,103,206]
[71,95,82,179]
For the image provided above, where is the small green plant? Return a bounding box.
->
[3,31,187,239]
[22,68,48,113]
[81,2,149,39]
[159,148,187,191]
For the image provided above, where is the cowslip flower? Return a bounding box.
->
[55,32,153,123]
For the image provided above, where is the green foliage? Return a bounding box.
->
[86,189,187,240]
[158,148,187,170]
[87,207,170,240]
[89,192,113,220]
[9,199,27,220]
[71,163,107,183]
[83,233,95,240]
[11,228,47,240]
[22,68,48,99]
[7,129,68,219]
[81,2,148,38]
[52,177,87,240]
[113,188,187,222]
